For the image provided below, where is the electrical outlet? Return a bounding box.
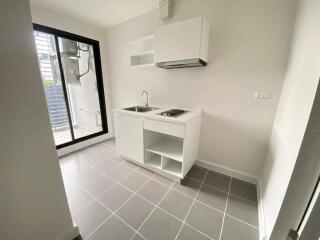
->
[254,91,271,100]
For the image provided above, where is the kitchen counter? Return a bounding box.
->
[113,107,202,124]
[113,106,202,182]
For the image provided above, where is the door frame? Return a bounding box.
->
[33,24,108,149]
[297,175,320,239]
[269,79,320,239]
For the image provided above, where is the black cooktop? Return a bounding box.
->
[158,109,186,117]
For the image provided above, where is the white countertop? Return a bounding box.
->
[113,106,202,124]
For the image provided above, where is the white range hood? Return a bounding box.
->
[154,16,210,69]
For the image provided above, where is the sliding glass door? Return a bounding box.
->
[33,24,108,148]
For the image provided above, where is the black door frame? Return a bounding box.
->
[33,24,108,149]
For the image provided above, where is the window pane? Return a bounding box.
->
[34,31,72,145]
[58,37,103,139]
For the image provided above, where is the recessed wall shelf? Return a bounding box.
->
[130,34,155,67]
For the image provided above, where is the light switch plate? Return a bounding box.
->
[254,91,271,100]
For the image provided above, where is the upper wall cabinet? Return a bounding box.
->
[154,16,210,69]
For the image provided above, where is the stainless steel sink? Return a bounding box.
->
[123,106,159,112]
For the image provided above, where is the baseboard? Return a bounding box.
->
[58,226,80,240]
[57,133,113,157]
[196,159,258,185]
[257,179,267,240]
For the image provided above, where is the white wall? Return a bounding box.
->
[0,0,76,239]
[260,0,320,238]
[104,0,297,178]
[31,4,114,137]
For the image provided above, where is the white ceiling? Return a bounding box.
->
[30,0,159,28]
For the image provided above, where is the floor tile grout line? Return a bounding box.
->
[218,177,232,240]
[65,159,259,233]
[174,169,210,240]
[225,214,259,230]
[184,222,216,240]
[70,172,223,240]
[61,152,118,173]
[169,187,195,200]
[228,192,258,205]
[65,157,154,239]
[194,199,224,215]
[186,175,258,203]
[122,188,220,240]
[129,181,175,240]
[62,149,260,237]
[191,199,259,230]
[82,167,155,240]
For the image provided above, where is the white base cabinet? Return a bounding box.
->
[113,113,144,164]
[113,109,201,180]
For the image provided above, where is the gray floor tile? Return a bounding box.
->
[135,167,155,177]
[152,174,173,186]
[204,171,231,192]
[139,208,182,240]
[65,182,94,217]
[88,215,135,240]
[89,142,110,154]
[72,168,103,184]
[107,165,134,182]
[109,155,125,163]
[104,139,116,148]
[226,195,259,227]
[93,159,120,174]
[131,234,145,240]
[77,150,107,166]
[159,190,193,220]
[176,224,211,240]
[186,201,223,240]
[117,195,154,230]
[62,163,91,180]
[59,154,84,169]
[186,166,207,182]
[101,147,117,158]
[121,160,140,170]
[196,184,228,212]
[98,184,133,211]
[221,216,259,240]
[172,178,201,199]
[138,180,169,204]
[230,179,257,203]
[73,201,112,239]
[78,175,116,197]
[120,171,149,192]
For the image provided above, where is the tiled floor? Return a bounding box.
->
[60,139,259,240]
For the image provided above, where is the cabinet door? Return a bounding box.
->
[114,114,144,164]
[154,17,202,63]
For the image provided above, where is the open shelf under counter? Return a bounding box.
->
[144,151,161,169]
[145,137,183,162]
[162,157,182,178]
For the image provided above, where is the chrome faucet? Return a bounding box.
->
[141,90,149,108]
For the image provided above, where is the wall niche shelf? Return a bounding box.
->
[130,34,155,67]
